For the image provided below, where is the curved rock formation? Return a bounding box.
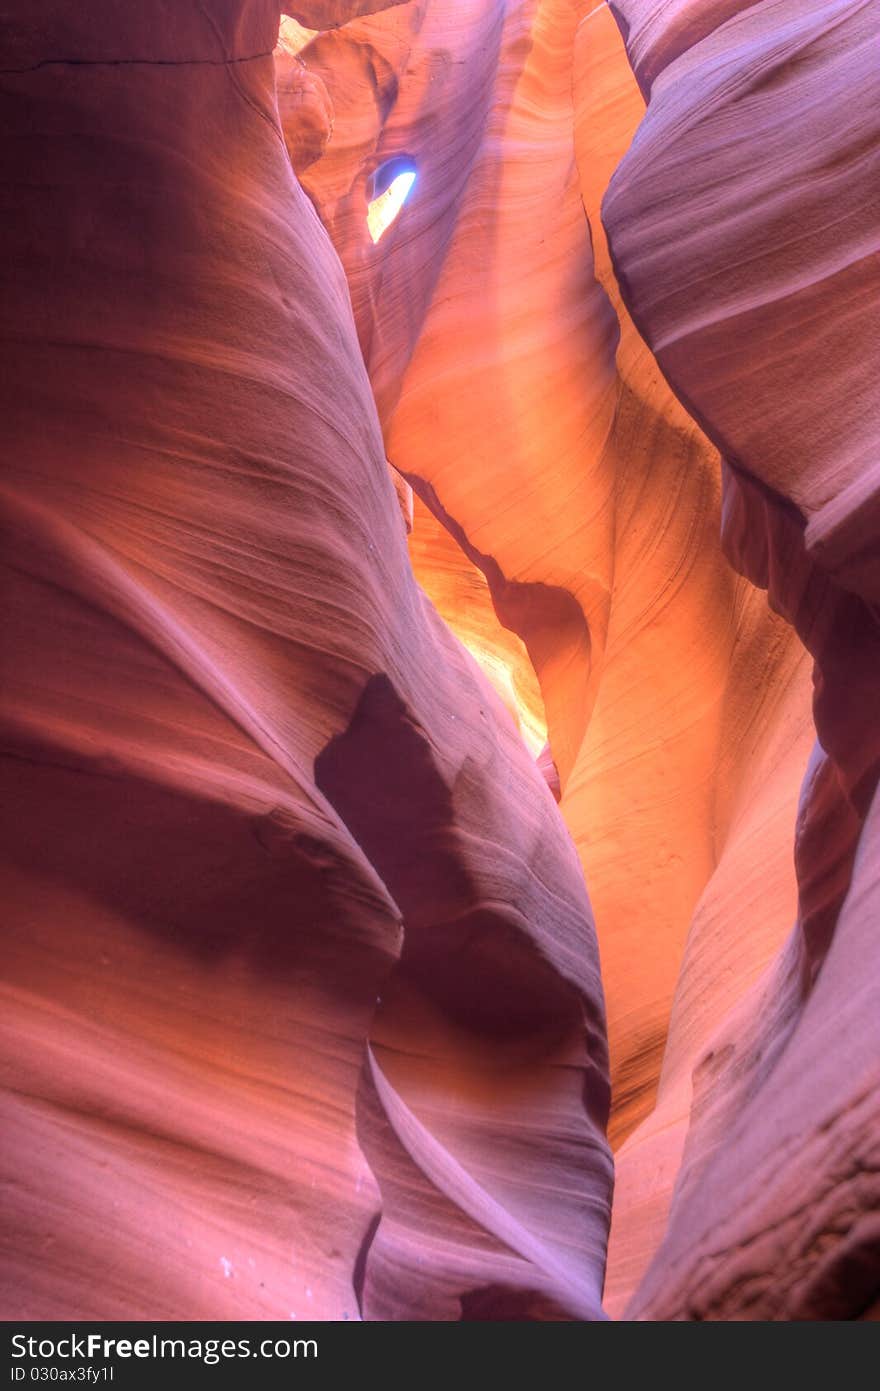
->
[601,0,880,1319]
[279,0,878,1320]
[0,0,610,1320]
[1,0,877,1324]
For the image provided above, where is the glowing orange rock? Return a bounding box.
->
[0,0,611,1321]
[2,0,876,1326]
[602,0,880,1318]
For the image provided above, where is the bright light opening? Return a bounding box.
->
[275,16,319,56]
[367,167,417,244]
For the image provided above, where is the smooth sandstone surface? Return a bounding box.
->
[281,0,880,1319]
[602,0,880,1317]
[0,0,610,1320]
[1,0,877,1321]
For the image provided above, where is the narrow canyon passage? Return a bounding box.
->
[1,0,877,1322]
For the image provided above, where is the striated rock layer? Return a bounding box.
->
[280,0,823,1187]
[0,0,611,1320]
[598,0,880,1320]
[1,0,878,1323]
[279,0,878,1320]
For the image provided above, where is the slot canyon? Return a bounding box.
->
[1,0,878,1321]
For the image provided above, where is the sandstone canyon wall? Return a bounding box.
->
[0,0,877,1320]
[601,0,880,1319]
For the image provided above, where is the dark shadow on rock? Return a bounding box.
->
[315,670,586,1039]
